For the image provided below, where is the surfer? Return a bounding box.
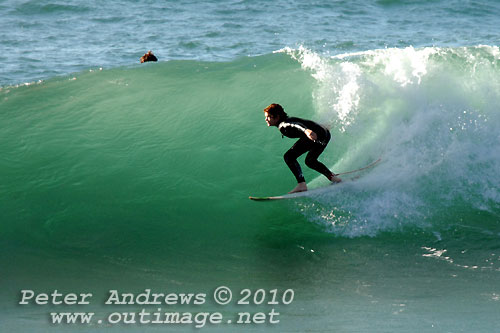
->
[140,51,158,63]
[263,103,341,193]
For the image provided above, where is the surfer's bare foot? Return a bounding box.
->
[289,182,307,194]
[329,174,342,183]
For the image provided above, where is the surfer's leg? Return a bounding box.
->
[304,146,331,177]
[305,141,341,183]
[284,139,310,193]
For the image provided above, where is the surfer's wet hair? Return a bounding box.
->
[264,103,287,119]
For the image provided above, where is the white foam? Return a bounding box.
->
[282,45,500,237]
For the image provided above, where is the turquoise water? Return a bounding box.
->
[1,1,500,332]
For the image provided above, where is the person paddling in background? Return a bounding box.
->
[263,103,341,193]
[140,51,158,63]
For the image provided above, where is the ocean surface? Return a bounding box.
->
[1,0,500,332]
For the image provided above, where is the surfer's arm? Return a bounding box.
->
[279,121,318,141]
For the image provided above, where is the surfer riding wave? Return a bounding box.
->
[263,103,341,193]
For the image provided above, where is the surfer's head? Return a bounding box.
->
[140,51,158,63]
[264,103,287,127]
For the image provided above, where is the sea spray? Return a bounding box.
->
[282,46,500,236]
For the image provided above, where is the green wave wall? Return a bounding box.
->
[1,47,499,262]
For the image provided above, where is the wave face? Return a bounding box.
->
[2,46,500,333]
[1,46,499,259]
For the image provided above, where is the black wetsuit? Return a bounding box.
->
[278,116,333,183]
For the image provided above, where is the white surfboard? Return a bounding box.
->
[249,158,381,201]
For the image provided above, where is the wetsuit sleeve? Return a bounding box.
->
[279,117,330,145]
[278,119,309,138]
